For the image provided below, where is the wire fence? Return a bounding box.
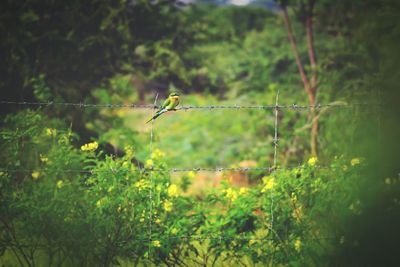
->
[0,95,360,256]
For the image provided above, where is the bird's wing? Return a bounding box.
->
[167,98,179,109]
[161,98,171,109]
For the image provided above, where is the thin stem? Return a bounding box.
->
[148,92,158,261]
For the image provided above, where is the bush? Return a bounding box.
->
[0,110,369,266]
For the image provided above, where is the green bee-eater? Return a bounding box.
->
[146,92,180,123]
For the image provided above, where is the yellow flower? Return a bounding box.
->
[261,176,275,192]
[46,128,57,137]
[140,217,145,222]
[125,146,134,158]
[385,178,392,185]
[31,171,40,180]
[151,148,165,159]
[56,180,64,189]
[171,228,178,235]
[167,184,179,197]
[294,239,302,251]
[122,161,129,168]
[155,218,161,224]
[80,141,99,152]
[239,187,249,195]
[163,200,173,212]
[224,188,238,202]
[351,158,361,166]
[152,240,161,247]
[115,109,126,118]
[187,171,196,179]
[291,167,302,177]
[308,157,318,166]
[39,154,49,163]
[96,198,104,208]
[135,179,149,190]
[145,159,154,168]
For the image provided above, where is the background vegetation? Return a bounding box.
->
[1,0,399,266]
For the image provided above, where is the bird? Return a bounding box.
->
[146,92,180,123]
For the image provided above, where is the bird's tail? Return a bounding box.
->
[146,109,167,123]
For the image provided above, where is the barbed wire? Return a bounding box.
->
[4,235,338,248]
[0,166,274,174]
[0,165,332,174]
[177,103,352,110]
[115,235,337,243]
[0,100,377,110]
[0,100,155,109]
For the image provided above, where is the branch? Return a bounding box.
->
[0,218,31,266]
[294,101,348,133]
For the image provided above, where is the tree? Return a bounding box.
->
[278,0,319,156]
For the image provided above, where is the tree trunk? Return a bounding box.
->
[281,4,312,98]
[281,0,319,156]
